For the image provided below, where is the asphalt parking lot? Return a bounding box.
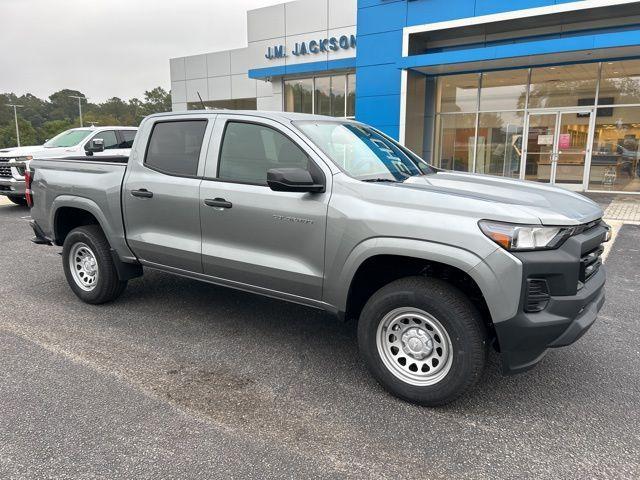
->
[0,200,639,479]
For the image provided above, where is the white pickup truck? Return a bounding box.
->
[0,126,137,205]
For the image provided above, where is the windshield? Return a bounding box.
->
[295,121,435,181]
[44,129,92,148]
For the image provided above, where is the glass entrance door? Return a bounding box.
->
[523,110,592,187]
[524,113,557,183]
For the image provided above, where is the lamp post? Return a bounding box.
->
[68,95,86,127]
[6,103,23,147]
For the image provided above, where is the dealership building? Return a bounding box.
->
[170,0,640,194]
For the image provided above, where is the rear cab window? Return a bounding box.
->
[144,120,208,177]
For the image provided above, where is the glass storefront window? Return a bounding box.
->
[347,74,356,117]
[331,76,346,118]
[599,60,640,105]
[427,60,640,191]
[475,111,524,177]
[528,63,598,109]
[314,76,331,116]
[437,73,479,113]
[285,74,353,117]
[436,113,476,172]
[284,78,313,114]
[187,98,257,110]
[589,106,640,192]
[479,70,528,111]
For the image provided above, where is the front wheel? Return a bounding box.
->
[62,225,127,304]
[358,277,487,406]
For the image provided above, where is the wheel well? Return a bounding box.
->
[54,207,100,246]
[345,255,494,340]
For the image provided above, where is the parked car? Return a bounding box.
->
[27,111,609,406]
[0,126,137,205]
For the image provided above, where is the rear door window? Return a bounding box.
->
[144,121,207,177]
[119,130,137,148]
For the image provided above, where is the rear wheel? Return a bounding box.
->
[358,276,487,406]
[62,225,127,304]
[7,195,27,206]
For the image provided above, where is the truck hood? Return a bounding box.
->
[0,145,44,157]
[400,171,602,225]
[0,145,84,159]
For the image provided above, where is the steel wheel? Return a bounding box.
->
[68,242,99,291]
[376,307,453,386]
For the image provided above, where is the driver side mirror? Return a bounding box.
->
[267,168,325,193]
[85,138,105,156]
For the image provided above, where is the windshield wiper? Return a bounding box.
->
[361,178,400,183]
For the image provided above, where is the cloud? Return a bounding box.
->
[0,0,283,101]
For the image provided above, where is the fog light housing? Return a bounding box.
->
[525,279,550,313]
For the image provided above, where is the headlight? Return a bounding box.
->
[479,220,573,251]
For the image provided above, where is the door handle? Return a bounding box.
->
[131,189,153,198]
[204,198,232,209]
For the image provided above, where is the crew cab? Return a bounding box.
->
[27,111,609,406]
[0,126,137,205]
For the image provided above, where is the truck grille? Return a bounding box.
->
[580,245,604,284]
[0,162,11,178]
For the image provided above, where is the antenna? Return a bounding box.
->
[197,91,206,110]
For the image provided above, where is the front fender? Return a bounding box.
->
[325,237,484,311]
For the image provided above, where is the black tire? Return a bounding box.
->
[7,195,28,206]
[62,225,127,304]
[358,276,487,406]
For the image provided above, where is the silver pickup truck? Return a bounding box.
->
[28,111,610,406]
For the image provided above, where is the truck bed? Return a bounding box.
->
[29,157,130,252]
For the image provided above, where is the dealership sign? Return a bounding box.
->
[265,34,356,59]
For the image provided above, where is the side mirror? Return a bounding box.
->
[86,138,105,155]
[267,168,325,193]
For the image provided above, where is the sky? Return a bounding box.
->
[0,0,284,102]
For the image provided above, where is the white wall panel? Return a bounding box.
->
[286,0,328,36]
[248,38,286,71]
[171,81,187,103]
[270,93,283,111]
[172,103,188,112]
[186,78,208,102]
[185,54,207,79]
[206,51,231,77]
[208,76,232,101]
[285,30,329,66]
[231,74,257,99]
[257,79,273,97]
[328,0,357,29]
[248,4,285,42]
[170,58,186,82]
[327,27,357,61]
[230,48,252,75]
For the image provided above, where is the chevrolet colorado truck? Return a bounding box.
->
[28,111,609,406]
[0,126,137,205]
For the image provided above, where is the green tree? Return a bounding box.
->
[38,119,76,143]
[49,89,87,124]
[142,86,171,115]
[0,118,38,148]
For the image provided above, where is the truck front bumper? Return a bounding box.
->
[492,222,608,374]
[496,267,605,374]
[0,177,26,197]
